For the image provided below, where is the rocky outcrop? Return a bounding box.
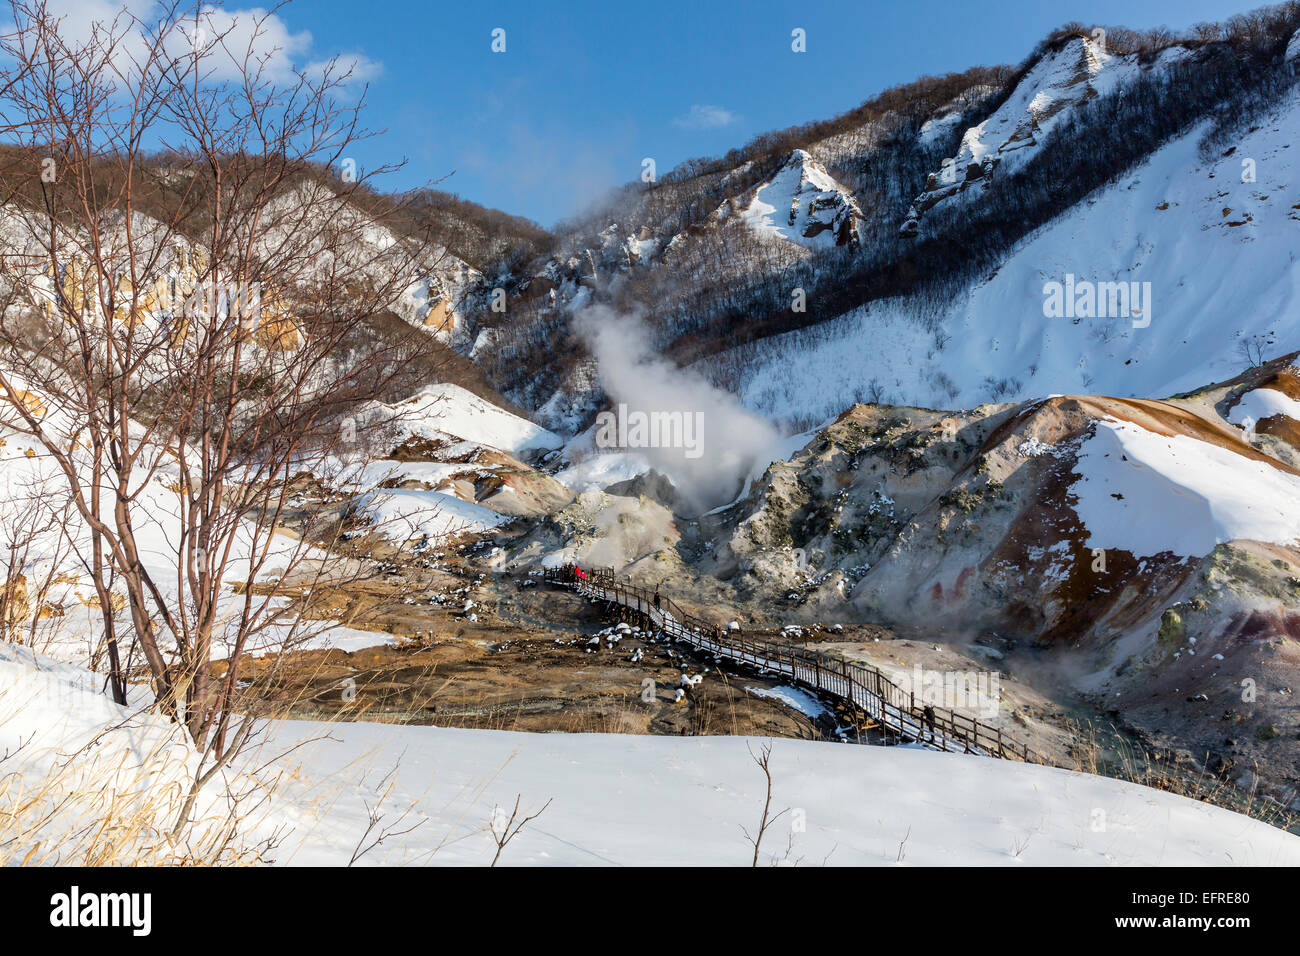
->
[705,371,1300,804]
[905,36,1138,233]
[736,150,864,249]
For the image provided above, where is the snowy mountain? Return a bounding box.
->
[901,35,1177,233]
[459,20,1300,434]
[736,78,1300,421]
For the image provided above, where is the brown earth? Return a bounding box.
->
[228,561,842,741]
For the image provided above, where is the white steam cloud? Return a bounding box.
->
[574,304,780,514]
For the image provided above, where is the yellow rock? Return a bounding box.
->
[249,292,301,351]
[110,273,167,328]
[1,574,29,625]
[56,258,95,322]
[423,298,455,333]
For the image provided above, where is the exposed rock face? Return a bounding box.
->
[694,361,1300,803]
[518,275,557,303]
[23,238,309,351]
[579,250,599,288]
[394,273,469,342]
[421,295,454,333]
[603,469,684,513]
[250,293,302,351]
[906,36,1134,232]
[737,150,864,249]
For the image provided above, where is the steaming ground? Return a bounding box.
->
[572,304,780,514]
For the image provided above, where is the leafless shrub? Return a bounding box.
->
[1238,334,1270,368]
[347,758,427,866]
[487,793,552,867]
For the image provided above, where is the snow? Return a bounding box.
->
[918,110,964,145]
[555,448,655,491]
[739,150,861,249]
[744,684,829,720]
[919,37,1144,218]
[1018,436,1058,457]
[5,641,1298,866]
[324,389,571,547]
[355,486,507,542]
[735,82,1300,420]
[1228,387,1300,427]
[291,624,401,654]
[0,643,269,864]
[0,374,469,669]
[0,379,324,664]
[366,383,562,456]
[344,459,474,488]
[1070,418,1300,558]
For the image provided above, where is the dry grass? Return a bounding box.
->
[0,695,287,865]
[1067,719,1299,833]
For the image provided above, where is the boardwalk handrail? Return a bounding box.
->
[543,566,1038,762]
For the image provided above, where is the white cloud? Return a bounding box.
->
[21,1,379,85]
[305,53,384,84]
[673,104,737,129]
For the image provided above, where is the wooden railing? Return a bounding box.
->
[543,566,1038,763]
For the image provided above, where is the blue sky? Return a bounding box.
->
[293,0,1271,226]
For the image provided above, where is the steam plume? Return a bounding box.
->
[574,304,780,513]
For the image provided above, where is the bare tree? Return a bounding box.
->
[740,741,789,867]
[0,0,453,828]
[1238,334,1269,369]
[0,463,83,656]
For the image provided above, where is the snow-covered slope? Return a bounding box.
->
[738,82,1300,422]
[4,642,1298,865]
[353,485,508,542]
[904,36,1172,231]
[340,384,569,546]
[1072,417,1300,558]
[267,718,1300,865]
[245,180,481,342]
[364,383,563,457]
[1228,386,1300,427]
[0,380,404,663]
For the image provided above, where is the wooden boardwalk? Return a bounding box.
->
[544,566,1038,762]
